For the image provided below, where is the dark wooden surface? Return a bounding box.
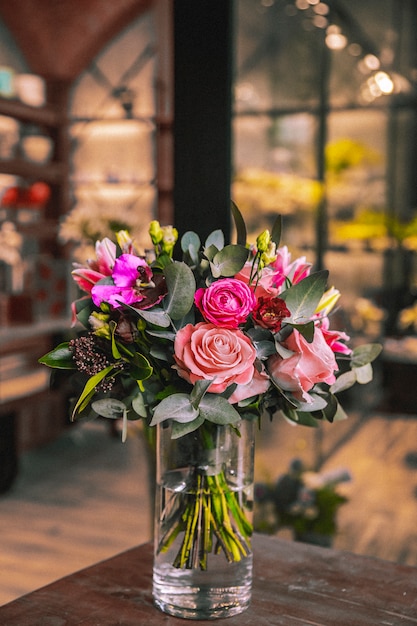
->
[1,534,417,625]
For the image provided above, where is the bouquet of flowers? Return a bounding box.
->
[40,203,380,570]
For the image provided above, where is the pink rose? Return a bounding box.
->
[173,322,258,396]
[195,278,256,328]
[268,327,337,403]
[228,366,270,404]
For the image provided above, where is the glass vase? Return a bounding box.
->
[152,419,255,620]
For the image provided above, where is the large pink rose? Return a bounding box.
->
[268,327,337,403]
[194,278,256,328]
[173,322,258,396]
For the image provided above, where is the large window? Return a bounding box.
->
[233,0,417,337]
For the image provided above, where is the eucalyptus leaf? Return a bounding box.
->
[38,343,76,369]
[163,261,196,320]
[281,270,329,323]
[351,343,382,367]
[181,231,201,256]
[91,398,126,419]
[198,394,241,425]
[137,307,171,328]
[190,379,213,408]
[294,393,328,412]
[171,414,205,439]
[293,411,320,427]
[204,243,219,262]
[149,345,172,362]
[132,393,148,417]
[246,327,273,342]
[210,244,249,278]
[254,340,277,359]
[330,370,357,394]
[354,362,373,384]
[205,229,224,251]
[150,393,199,425]
[146,329,176,341]
[231,200,247,246]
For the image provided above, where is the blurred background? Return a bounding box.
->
[1,0,417,606]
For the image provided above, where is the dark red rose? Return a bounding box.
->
[253,296,290,332]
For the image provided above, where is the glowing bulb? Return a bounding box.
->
[374,71,394,94]
[326,32,347,50]
[364,54,380,70]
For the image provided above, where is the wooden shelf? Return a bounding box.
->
[0,317,72,350]
[0,96,63,127]
[0,157,65,183]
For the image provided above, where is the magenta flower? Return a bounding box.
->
[194,278,256,328]
[317,317,352,355]
[91,253,159,309]
[72,238,116,294]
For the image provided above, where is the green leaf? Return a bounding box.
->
[132,393,148,417]
[270,215,282,247]
[72,365,115,418]
[281,270,329,323]
[204,243,219,262]
[109,321,121,359]
[294,392,328,412]
[351,343,382,367]
[205,229,224,250]
[181,231,201,259]
[91,398,126,419]
[137,306,171,328]
[38,343,76,369]
[171,414,205,439]
[130,352,153,381]
[74,298,94,327]
[163,261,196,320]
[231,201,247,246]
[147,329,176,341]
[198,394,241,425]
[190,379,213,408]
[210,244,249,278]
[149,393,199,425]
[293,411,320,427]
[355,362,373,384]
[330,370,357,394]
[289,320,315,343]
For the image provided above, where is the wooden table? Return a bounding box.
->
[1,534,416,625]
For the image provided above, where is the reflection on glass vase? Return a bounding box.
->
[152,419,255,620]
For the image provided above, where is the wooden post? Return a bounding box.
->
[173,0,233,243]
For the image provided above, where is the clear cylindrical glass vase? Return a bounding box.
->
[152,419,255,620]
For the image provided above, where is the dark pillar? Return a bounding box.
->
[173,0,233,243]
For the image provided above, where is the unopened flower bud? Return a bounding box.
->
[116,230,133,252]
[149,220,164,245]
[260,241,277,266]
[161,225,178,256]
[256,230,271,253]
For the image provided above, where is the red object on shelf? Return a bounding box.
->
[1,181,51,208]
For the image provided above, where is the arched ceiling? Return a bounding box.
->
[0,0,152,83]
